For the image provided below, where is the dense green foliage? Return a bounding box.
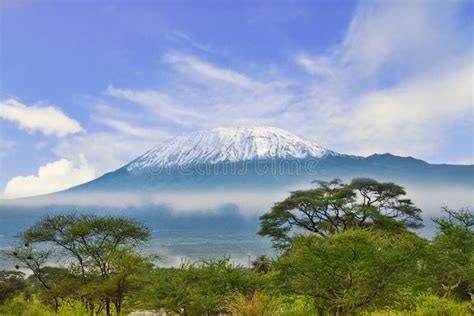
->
[0,179,472,315]
[276,229,428,314]
[131,257,274,315]
[427,207,474,300]
[0,271,26,302]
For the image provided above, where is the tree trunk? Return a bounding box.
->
[53,297,59,313]
[114,300,121,314]
[105,298,111,316]
[89,302,94,316]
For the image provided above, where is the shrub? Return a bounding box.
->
[369,293,473,316]
[222,291,317,316]
[0,295,90,316]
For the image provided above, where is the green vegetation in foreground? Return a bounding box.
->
[0,178,473,315]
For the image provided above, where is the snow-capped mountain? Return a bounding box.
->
[53,125,471,195]
[127,126,332,171]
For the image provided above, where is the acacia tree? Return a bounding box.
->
[6,213,151,315]
[276,229,427,315]
[258,178,422,248]
[428,207,474,300]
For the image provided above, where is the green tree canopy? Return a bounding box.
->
[258,178,422,248]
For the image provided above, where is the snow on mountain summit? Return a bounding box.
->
[126,126,332,171]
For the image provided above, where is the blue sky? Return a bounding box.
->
[0,0,473,198]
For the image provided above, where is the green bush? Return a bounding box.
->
[133,257,274,315]
[370,293,472,316]
[222,291,317,316]
[0,295,91,316]
[276,229,428,314]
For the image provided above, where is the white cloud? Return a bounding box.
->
[2,156,96,199]
[109,52,294,128]
[100,118,171,140]
[296,0,467,82]
[340,58,473,156]
[163,52,264,89]
[105,85,204,126]
[0,99,83,137]
[54,131,159,176]
[168,30,216,54]
[295,54,335,78]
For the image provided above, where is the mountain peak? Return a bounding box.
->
[126,126,331,171]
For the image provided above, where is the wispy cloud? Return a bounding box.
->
[295,54,335,78]
[0,99,83,137]
[339,57,473,156]
[105,85,205,126]
[163,52,263,89]
[168,30,217,54]
[100,118,170,139]
[105,52,295,131]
